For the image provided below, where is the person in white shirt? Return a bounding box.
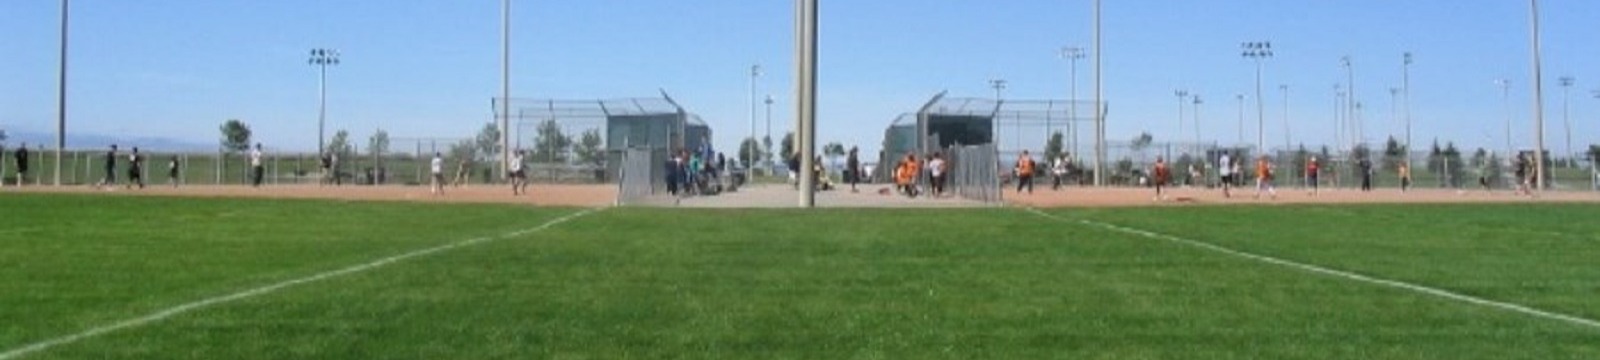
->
[430,152,445,195]
[250,143,264,187]
[928,152,947,197]
[1051,155,1069,190]
[510,150,527,195]
[1218,153,1233,198]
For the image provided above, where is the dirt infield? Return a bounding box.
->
[6,184,618,207]
[1005,185,1600,208]
[6,182,1597,208]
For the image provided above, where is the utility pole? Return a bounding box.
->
[795,0,818,207]
[749,64,761,181]
[1061,47,1086,158]
[1092,0,1104,186]
[54,0,69,186]
[500,0,512,183]
[1403,52,1413,164]
[1280,85,1290,151]
[1558,76,1573,167]
[1529,0,1547,190]
[1241,41,1272,153]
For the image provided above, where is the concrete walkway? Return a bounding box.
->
[646,184,990,208]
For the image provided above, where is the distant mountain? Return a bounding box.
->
[0,130,214,152]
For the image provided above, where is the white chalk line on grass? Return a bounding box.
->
[0,207,605,360]
[1021,207,1600,331]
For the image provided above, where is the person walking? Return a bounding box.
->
[1051,154,1069,190]
[928,152,947,197]
[1254,155,1276,199]
[167,155,180,187]
[1218,152,1233,198]
[12,143,28,187]
[126,147,145,189]
[846,147,861,193]
[1152,156,1170,201]
[1306,156,1320,196]
[1014,150,1036,194]
[1514,153,1532,196]
[100,145,119,188]
[510,150,527,195]
[250,143,265,187]
[430,152,445,195]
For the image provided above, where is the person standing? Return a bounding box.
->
[1306,156,1320,196]
[1218,152,1233,198]
[1398,161,1412,192]
[846,147,861,193]
[431,152,445,195]
[1254,155,1276,199]
[1359,157,1374,192]
[1152,156,1170,201]
[167,155,181,187]
[1051,155,1069,190]
[12,143,29,187]
[1014,150,1036,194]
[250,143,264,187]
[126,147,145,189]
[928,152,947,197]
[1514,153,1532,196]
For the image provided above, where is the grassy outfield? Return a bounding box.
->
[0,194,574,358]
[3,198,1599,359]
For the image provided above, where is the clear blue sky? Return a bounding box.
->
[2,0,1597,158]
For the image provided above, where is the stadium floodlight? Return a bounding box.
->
[765,94,774,172]
[1191,94,1203,145]
[308,48,341,157]
[1341,56,1357,151]
[1402,52,1414,161]
[1241,41,1272,152]
[1060,47,1086,157]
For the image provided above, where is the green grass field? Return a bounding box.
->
[3,194,1599,359]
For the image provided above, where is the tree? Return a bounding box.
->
[327,130,353,159]
[1290,144,1310,180]
[761,136,774,164]
[780,132,795,160]
[1045,131,1065,160]
[219,119,252,154]
[448,139,477,165]
[1441,142,1465,187]
[823,142,846,167]
[474,122,502,162]
[738,137,765,169]
[573,129,605,167]
[1350,143,1372,176]
[1129,132,1153,163]
[531,119,570,163]
[367,129,390,156]
[1588,144,1600,168]
[1382,136,1406,171]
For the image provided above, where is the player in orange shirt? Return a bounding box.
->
[1255,155,1277,200]
[1015,150,1037,194]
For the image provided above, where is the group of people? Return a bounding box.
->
[667,142,729,197]
[86,144,188,190]
[427,149,531,196]
[891,150,948,198]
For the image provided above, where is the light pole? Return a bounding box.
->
[1235,94,1246,145]
[1334,85,1344,154]
[54,0,69,186]
[1280,84,1290,151]
[1403,52,1413,162]
[989,79,1007,101]
[765,94,774,173]
[990,78,1008,151]
[309,48,340,157]
[1389,87,1401,144]
[1174,90,1189,147]
[795,0,817,207]
[1061,46,1086,158]
[1342,56,1357,150]
[748,64,761,180]
[1192,95,1203,145]
[1242,41,1272,152]
[501,0,511,182]
[1496,79,1512,159]
[1559,76,1573,167]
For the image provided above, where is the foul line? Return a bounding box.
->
[1022,207,1600,331]
[0,207,605,360]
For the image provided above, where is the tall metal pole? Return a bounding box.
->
[1390,88,1400,143]
[1334,86,1343,155]
[1192,95,1203,145]
[309,49,339,156]
[500,0,512,183]
[1242,42,1271,153]
[1174,90,1188,147]
[1281,84,1290,150]
[1342,56,1356,150]
[1529,0,1547,189]
[54,0,69,186]
[796,0,817,207]
[1559,76,1573,167]
[749,64,761,180]
[1403,52,1413,161]
[1061,47,1084,160]
[765,95,774,172]
[1235,94,1245,145]
[1092,0,1104,186]
[1497,79,1512,160]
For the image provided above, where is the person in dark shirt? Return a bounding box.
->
[12,143,29,186]
[167,156,181,187]
[100,144,119,188]
[126,147,145,189]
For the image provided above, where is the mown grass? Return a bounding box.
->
[3,197,1599,359]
